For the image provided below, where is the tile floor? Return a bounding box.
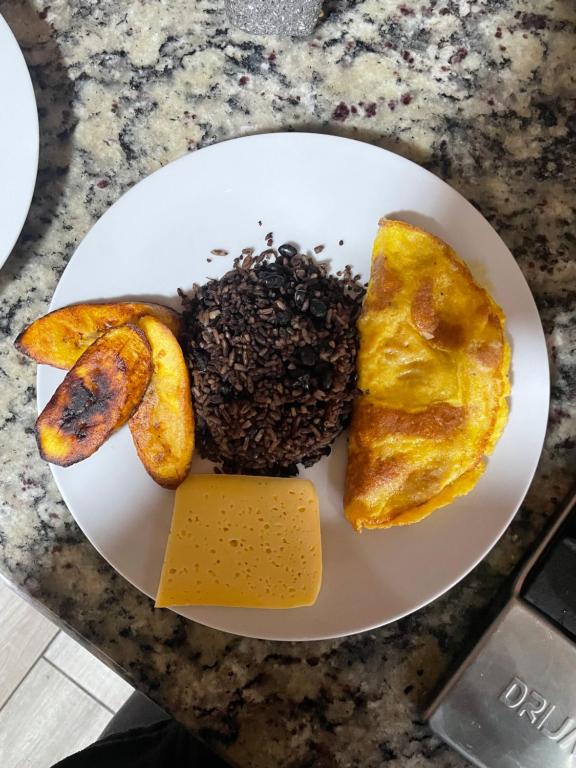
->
[0,579,133,768]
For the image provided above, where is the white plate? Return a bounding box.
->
[0,14,38,269]
[37,133,549,641]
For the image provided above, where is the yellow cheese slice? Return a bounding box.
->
[155,474,322,609]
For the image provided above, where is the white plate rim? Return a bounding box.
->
[37,132,550,641]
[0,14,39,269]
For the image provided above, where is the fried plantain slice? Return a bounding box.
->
[129,315,194,489]
[36,324,152,466]
[15,301,181,369]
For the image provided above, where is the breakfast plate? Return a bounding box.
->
[37,133,549,640]
[0,14,38,269]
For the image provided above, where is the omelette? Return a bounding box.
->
[344,219,510,531]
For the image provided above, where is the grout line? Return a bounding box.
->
[42,629,62,658]
[42,657,116,715]
[37,629,61,663]
[0,627,61,717]
[0,654,44,716]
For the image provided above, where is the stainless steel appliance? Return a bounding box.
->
[428,488,576,768]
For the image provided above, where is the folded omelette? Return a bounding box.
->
[344,219,510,530]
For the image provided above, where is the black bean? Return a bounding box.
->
[310,298,328,318]
[220,382,233,399]
[263,273,285,289]
[299,346,317,366]
[192,349,209,372]
[294,286,307,307]
[276,311,292,326]
[317,363,334,390]
[278,243,297,258]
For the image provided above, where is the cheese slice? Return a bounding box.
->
[155,474,322,609]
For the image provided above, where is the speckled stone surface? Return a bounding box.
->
[0,1,574,766]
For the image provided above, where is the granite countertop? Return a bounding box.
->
[1,0,574,765]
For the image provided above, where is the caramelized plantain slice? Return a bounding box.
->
[36,325,152,466]
[15,301,182,370]
[129,315,194,489]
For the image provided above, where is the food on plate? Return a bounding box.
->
[36,325,152,467]
[156,474,322,609]
[129,315,194,489]
[15,301,181,370]
[344,219,510,530]
[16,302,193,487]
[179,246,365,475]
